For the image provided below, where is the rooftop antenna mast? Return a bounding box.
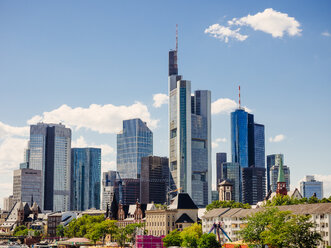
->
[176,24,178,52]
[238,85,241,109]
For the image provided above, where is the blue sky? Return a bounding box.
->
[0,0,330,206]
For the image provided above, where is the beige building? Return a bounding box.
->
[145,193,198,236]
[202,203,331,248]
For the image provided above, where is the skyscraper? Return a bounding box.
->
[13,168,42,207]
[300,175,323,199]
[141,156,169,204]
[270,165,290,192]
[29,123,71,211]
[220,162,241,202]
[168,39,211,207]
[216,153,227,184]
[71,148,101,211]
[266,154,284,193]
[102,170,117,210]
[231,107,266,204]
[117,118,153,179]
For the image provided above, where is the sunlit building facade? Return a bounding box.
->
[71,148,101,211]
[300,175,323,199]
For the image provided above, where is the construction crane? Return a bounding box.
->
[208,222,232,246]
[116,171,123,203]
[166,187,182,205]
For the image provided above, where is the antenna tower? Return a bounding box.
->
[239,85,241,109]
[176,24,178,52]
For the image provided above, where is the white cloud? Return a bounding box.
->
[230,8,302,38]
[153,93,168,108]
[211,98,251,115]
[269,134,286,143]
[322,31,331,37]
[0,137,27,173]
[102,161,116,173]
[0,121,29,138]
[204,24,248,43]
[212,138,227,149]
[27,102,159,134]
[72,136,115,156]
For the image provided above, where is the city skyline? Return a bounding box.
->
[0,0,331,208]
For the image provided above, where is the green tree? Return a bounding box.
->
[206,200,251,211]
[13,225,29,236]
[197,233,219,248]
[162,229,182,247]
[64,214,105,238]
[115,227,127,248]
[56,224,65,237]
[124,223,144,245]
[180,223,202,248]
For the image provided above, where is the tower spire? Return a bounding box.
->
[239,85,241,109]
[176,24,178,52]
[276,159,287,195]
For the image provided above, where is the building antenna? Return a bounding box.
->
[176,24,178,52]
[239,85,241,109]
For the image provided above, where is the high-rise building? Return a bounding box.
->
[117,119,153,179]
[230,107,266,204]
[216,153,227,184]
[29,123,71,211]
[220,162,241,202]
[141,156,169,204]
[71,148,101,211]
[168,41,211,207]
[12,168,42,207]
[266,154,284,192]
[300,175,323,199]
[102,170,117,210]
[3,195,14,211]
[270,165,290,192]
[114,178,140,205]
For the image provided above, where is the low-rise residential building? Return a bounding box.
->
[201,203,331,248]
[145,193,198,236]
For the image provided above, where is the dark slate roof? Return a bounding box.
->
[219,180,233,186]
[175,213,194,224]
[168,193,198,210]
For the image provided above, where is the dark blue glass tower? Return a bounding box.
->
[71,148,101,211]
[117,118,153,179]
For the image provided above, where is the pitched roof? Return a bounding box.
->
[176,213,194,224]
[201,208,230,219]
[168,193,198,210]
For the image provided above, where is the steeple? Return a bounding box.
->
[276,159,287,195]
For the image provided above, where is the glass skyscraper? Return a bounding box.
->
[29,123,71,211]
[221,162,241,202]
[230,108,266,204]
[270,165,290,192]
[117,118,153,179]
[71,148,101,211]
[266,154,284,193]
[102,170,116,210]
[168,46,211,207]
[300,175,323,199]
[216,153,227,184]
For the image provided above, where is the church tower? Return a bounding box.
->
[276,159,287,196]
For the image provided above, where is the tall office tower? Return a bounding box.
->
[20,142,30,169]
[12,168,42,207]
[71,148,101,211]
[216,153,227,184]
[141,156,169,204]
[270,165,290,192]
[3,195,14,211]
[117,118,153,179]
[168,38,211,207]
[220,162,241,202]
[114,179,140,205]
[231,107,266,204]
[300,175,323,199]
[29,123,71,211]
[266,154,284,192]
[102,170,117,210]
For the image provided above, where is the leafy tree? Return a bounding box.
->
[180,223,202,248]
[13,225,29,236]
[162,229,182,247]
[124,223,144,245]
[206,200,251,211]
[56,224,65,237]
[115,227,127,248]
[197,233,219,248]
[64,214,105,238]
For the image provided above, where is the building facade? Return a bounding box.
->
[71,148,101,211]
[270,165,290,192]
[117,118,153,179]
[216,153,227,184]
[29,123,71,211]
[13,168,42,208]
[266,154,284,192]
[220,162,241,203]
[141,156,169,204]
[168,46,211,207]
[300,175,323,199]
[230,108,266,204]
[102,170,117,210]
[3,195,14,212]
